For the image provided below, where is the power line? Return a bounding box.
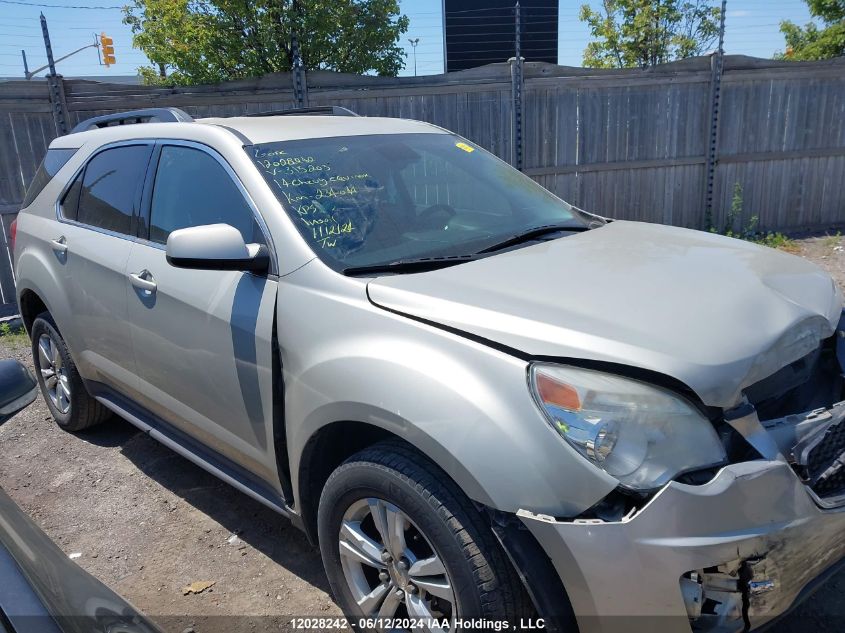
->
[448,38,562,44]
[0,0,123,8]
[3,16,127,21]
[446,48,558,55]
[443,6,516,14]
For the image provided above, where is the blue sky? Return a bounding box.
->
[0,0,817,79]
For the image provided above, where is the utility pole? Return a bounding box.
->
[40,13,68,135]
[510,2,524,171]
[290,0,308,108]
[408,38,419,76]
[702,0,727,230]
[291,33,308,108]
[21,50,29,78]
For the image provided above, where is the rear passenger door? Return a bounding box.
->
[57,142,153,394]
[125,142,280,487]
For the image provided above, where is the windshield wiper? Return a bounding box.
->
[343,224,595,275]
[343,254,479,276]
[476,223,593,254]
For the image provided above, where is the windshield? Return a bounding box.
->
[249,133,586,270]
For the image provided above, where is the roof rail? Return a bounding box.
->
[71,107,194,134]
[247,106,359,118]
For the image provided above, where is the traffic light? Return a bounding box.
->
[100,33,115,66]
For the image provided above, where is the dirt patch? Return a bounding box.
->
[1,235,845,632]
[0,340,339,633]
[795,232,845,291]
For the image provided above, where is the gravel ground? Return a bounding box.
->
[2,234,845,633]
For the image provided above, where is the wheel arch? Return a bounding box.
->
[296,420,411,544]
[299,420,575,630]
[294,415,493,547]
[18,287,49,335]
[15,247,71,338]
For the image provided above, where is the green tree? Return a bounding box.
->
[776,0,845,60]
[123,0,410,85]
[579,0,721,68]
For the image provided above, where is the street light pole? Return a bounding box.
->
[408,37,419,76]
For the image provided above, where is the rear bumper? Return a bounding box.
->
[518,460,845,633]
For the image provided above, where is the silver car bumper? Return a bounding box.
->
[519,459,845,633]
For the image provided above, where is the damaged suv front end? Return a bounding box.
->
[368,214,845,632]
[365,219,845,633]
[241,125,844,630]
[521,319,845,633]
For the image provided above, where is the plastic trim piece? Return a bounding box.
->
[87,381,294,519]
[70,108,194,134]
[488,509,576,633]
[246,106,359,118]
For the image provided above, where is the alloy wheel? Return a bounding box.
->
[339,497,455,631]
[38,333,70,414]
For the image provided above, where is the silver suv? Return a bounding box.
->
[13,107,845,633]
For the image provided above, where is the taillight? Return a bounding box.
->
[9,218,16,253]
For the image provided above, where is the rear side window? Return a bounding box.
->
[77,144,153,235]
[148,145,263,245]
[21,148,77,209]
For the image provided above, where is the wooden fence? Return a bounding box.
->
[1,55,844,311]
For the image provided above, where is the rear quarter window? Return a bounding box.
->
[21,148,77,209]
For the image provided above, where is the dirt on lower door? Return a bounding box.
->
[1,235,845,633]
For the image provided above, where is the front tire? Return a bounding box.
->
[31,312,110,432]
[317,441,532,629]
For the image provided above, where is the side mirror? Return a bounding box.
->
[0,359,38,425]
[166,224,270,272]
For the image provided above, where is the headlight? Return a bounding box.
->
[529,363,726,491]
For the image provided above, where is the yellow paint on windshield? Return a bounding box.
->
[455,142,475,153]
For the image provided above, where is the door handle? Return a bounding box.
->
[51,236,67,254]
[129,270,157,293]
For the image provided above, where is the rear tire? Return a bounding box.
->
[31,312,111,432]
[317,441,533,629]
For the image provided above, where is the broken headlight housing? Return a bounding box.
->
[529,363,726,491]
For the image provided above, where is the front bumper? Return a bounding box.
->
[519,459,845,633]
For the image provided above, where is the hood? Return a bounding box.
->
[367,221,842,408]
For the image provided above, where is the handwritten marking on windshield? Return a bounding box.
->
[254,147,374,253]
[312,221,354,248]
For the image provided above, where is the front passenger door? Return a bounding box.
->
[125,143,280,488]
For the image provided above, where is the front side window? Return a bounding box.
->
[249,133,585,270]
[148,145,264,245]
[77,144,153,235]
